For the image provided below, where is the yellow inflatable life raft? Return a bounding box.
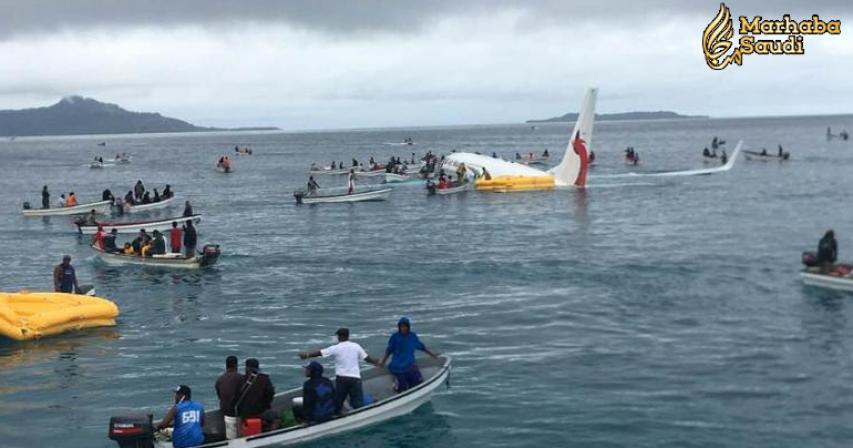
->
[0,292,119,341]
[475,175,555,192]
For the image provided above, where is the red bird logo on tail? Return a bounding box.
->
[572,131,589,187]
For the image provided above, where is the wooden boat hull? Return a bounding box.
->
[294,188,392,204]
[77,214,201,235]
[22,200,113,217]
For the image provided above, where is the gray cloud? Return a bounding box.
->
[1,0,850,41]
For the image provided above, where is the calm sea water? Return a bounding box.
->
[1,115,853,448]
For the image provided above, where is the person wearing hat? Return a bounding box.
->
[156,385,205,448]
[53,255,80,294]
[378,317,440,392]
[300,328,381,414]
[297,361,335,424]
[233,358,276,430]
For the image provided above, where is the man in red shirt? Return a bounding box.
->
[170,221,183,254]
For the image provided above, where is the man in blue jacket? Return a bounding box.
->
[378,317,439,392]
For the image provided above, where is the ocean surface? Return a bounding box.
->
[1,115,853,448]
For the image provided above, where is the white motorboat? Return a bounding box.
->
[294,188,392,204]
[801,271,853,292]
[107,356,451,448]
[21,200,113,217]
[743,150,790,161]
[91,244,221,269]
[122,196,176,214]
[90,161,115,169]
[428,182,471,195]
[77,214,201,235]
[215,164,234,174]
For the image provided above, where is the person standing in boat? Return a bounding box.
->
[156,385,205,448]
[133,180,145,202]
[182,200,193,217]
[53,255,80,294]
[102,188,114,203]
[215,355,243,440]
[378,317,440,392]
[170,222,183,254]
[817,230,838,273]
[41,185,50,209]
[183,220,197,258]
[307,176,320,196]
[300,328,381,415]
[347,169,355,195]
[58,194,66,208]
[162,184,173,199]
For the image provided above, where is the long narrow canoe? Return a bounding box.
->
[122,196,176,214]
[107,356,451,448]
[91,244,220,269]
[77,214,201,235]
[22,200,113,217]
[743,150,790,161]
[294,188,392,204]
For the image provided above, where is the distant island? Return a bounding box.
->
[0,96,279,136]
[527,111,708,123]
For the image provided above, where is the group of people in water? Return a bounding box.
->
[157,318,438,447]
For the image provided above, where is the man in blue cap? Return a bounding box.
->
[299,361,336,424]
[378,317,439,392]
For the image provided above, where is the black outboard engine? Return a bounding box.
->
[802,251,818,267]
[108,415,154,448]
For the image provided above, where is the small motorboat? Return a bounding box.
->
[76,214,201,235]
[90,161,115,169]
[801,251,853,292]
[215,164,233,173]
[743,150,790,161]
[122,196,176,214]
[92,244,221,269]
[0,291,119,341]
[107,356,451,448]
[427,181,471,195]
[22,200,113,217]
[294,187,392,204]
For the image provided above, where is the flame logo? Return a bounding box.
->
[703,3,742,70]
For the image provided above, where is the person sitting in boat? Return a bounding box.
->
[817,230,838,273]
[156,385,205,448]
[58,194,66,208]
[132,229,150,254]
[543,149,550,158]
[124,190,136,206]
[703,147,711,157]
[721,150,728,164]
[378,317,440,392]
[147,230,167,256]
[93,225,106,249]
[234,358,277,432]
[297,361,336,425]
[141,191,152,204]
[153,189,161,203]
[437,174,448,189]
[760,148,767,156]
[182,201,193,217]
[352,158,359,167]
[338,161,344,170]
[307,176,320,196]
[162,184,173,199]
[300,327,381,416]
[82,209,98,226]
[492,152,498,158]
[515,152,522,160]
[104,229,119,253]
[170,222,183,254]
[66,192,78,207]
[102,188,114,202]
[53,255,80,294]
[122,242,135,255]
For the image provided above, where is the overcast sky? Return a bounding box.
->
[0,0,850,129]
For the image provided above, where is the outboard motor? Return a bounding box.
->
[802,251,818,267]
[200,244,221,267]
[293,191,305,204]
[108,414,154,448]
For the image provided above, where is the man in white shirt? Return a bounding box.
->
[300,327,380,414]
